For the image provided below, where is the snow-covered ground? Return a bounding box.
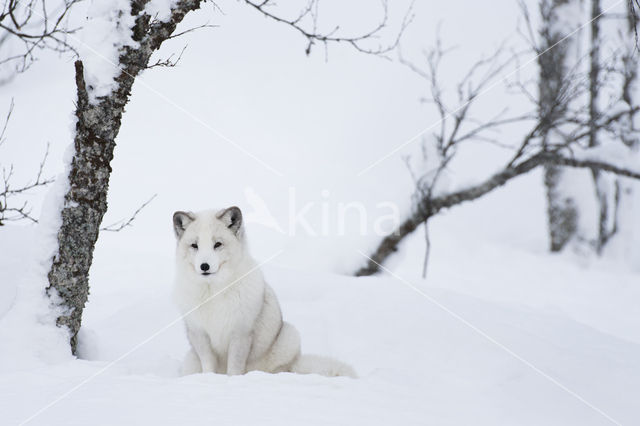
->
[2,206,640,425]
[2,0,640,425]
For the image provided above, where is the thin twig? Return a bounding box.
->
[243,0,414,56]
[100,194,158,232]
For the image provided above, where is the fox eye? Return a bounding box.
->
[190,243,198,249]
[214,242,222,249]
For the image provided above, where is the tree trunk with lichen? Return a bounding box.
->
[46,0,202,353]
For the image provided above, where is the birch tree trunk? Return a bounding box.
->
[539,0,592,252]
[589,0,620,253]
[46,0,203,353]
[611,3,640,265]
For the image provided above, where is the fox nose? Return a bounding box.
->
[200,263,210,272]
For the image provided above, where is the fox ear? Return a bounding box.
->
[218,206,242,235]
[173,211,194,238]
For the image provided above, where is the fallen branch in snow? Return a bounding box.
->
[355,150,640,276]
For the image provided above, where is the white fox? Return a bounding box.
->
[172,207,356,378]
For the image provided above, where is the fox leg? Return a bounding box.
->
[227,335,252,375]
[187,327,217,373]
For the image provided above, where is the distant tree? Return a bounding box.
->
[538,0,589,252]
[356,1,640,276]
[608,0,640,260]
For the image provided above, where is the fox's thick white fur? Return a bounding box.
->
[172,207,356,378]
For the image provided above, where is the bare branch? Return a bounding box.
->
[166,22,218,40]
[0,135,54,226]
[0,0,82,77]
[0,97,14,146]
[100,193,158,232]
[146,45,188,69]
[242,0,414,56]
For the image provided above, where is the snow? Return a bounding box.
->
[144,0,178,22]
[77,0,138,103]
[2,221,640,425]
[0,226,71,374]
[570,141,640,176]
[0,142,77,374]
[75,0,187,102]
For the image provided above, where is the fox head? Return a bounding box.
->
[173,207,246,282]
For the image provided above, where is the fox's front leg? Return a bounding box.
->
[227,335,252,375]
[187,327,217,373]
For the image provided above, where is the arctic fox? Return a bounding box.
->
[172,207,356,378]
